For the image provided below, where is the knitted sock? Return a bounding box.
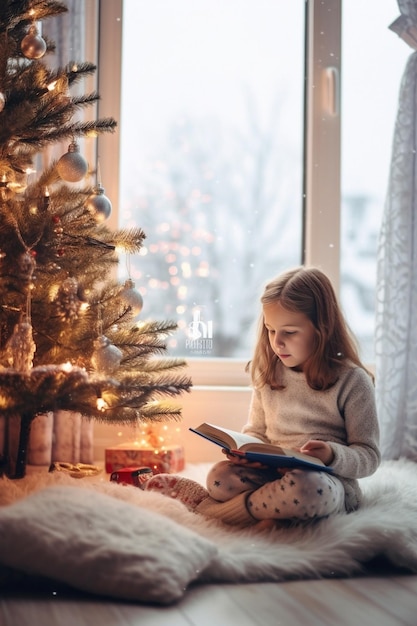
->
[144,474,209,511]
[196,492,257,527]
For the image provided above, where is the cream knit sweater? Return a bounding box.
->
[242,363,381,511]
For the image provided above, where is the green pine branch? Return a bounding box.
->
[0,0,192,448]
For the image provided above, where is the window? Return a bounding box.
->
[96,0,406,371]
[116,0,304,360]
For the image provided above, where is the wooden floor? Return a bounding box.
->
[1,562,417,626]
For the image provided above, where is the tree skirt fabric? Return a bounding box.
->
[0,459,416,605]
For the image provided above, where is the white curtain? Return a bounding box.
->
[375,0,417,460]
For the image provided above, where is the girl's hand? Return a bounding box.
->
[299,440,334,465]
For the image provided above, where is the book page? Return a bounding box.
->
[198,423,265,450]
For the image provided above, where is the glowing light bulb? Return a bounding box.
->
[96,397,108,411]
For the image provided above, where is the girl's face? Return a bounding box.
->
[263,301,317,371]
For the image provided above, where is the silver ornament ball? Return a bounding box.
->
[91,335,122,374]
[21,25,47,59]
[85,184,112,222]
[121,279,143,316]
[57,142,88,182]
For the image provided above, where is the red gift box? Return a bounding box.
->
[105,442,185,474]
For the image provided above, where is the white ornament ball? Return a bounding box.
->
[91,335,122,374]
[85,184,112,222]
[0,92,5,113]
[121,279,143,316]
[57,142,88,182]
[21,25,47,59]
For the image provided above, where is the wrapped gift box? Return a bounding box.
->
[105,442,185,474]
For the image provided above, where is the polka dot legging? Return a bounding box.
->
[206,460,346,521]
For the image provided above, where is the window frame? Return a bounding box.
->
[303,0,341,295]
[92,0,342,388]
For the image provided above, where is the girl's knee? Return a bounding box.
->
[206,460,240,501]
[206,460,233,485]
[282,470,345,517]
[247,470,345,521]
[206,460,270,501]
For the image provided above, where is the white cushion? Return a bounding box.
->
[0,485,217,604]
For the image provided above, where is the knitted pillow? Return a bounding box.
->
[0,485,217,604]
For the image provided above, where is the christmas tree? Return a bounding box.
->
[0,0,191,478]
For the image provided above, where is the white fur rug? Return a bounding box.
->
[0,459,416,605]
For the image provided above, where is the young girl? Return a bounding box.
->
[144,266,381,527]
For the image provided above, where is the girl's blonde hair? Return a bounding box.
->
[249,266,370,390]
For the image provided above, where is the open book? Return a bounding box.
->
[189,423,334,473]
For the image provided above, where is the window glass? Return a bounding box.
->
[119,0,304,357]
[341,1,409,362]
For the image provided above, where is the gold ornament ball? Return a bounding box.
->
[85,184,112,222]
[57,142,88,182]
[0,92,5,113]
[21,26,47,59]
